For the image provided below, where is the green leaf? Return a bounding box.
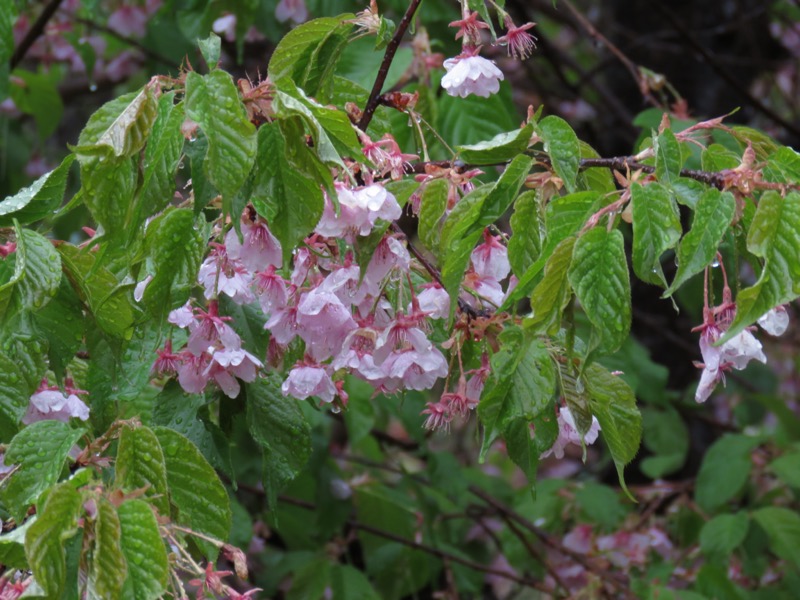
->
[503,417,542,486]
[456,124,533,165]
[508,191,541,277]
[118,499,169,600]
[185,70,257,201]
[80,154,137,239]
[558,360,594,436]
[640,406,688,478]
[251,121,326,262]
[695,434,760,512]
[198,32,221,67]
[330,564,381,600]
[763,146,800,184]
[246,376,312,510]
[568,228,631,355]
[478,327,556,459]
[437,82,519,147]
[418,179,448,253]
[665,189,735,296]
[268,15,355,99]
[654,129,682,186]
[543,191,604,257]
[722,191,800,343]
[153,427,232,559]
[75,85,158,158]
[630,182,681,286]
[141,208,205,318]
[89,499,127,599]
[700,513,749,560]
[585,363,642,496]
[0,154,74,226]
[0,226,62,320]
[577,142,615,193]
[9,69,64,139]
[130,94,185,236]
[0,350,29,441]
[539,115,580,192]
[0,2,14,101]
[58,244,135,339]
[575,483,628,530]
[115,424,171,516]
[525,236,576,334]
[0,515,35,570]
[753,507,800,568]
[769,449,800,488]
[2,421,86,522]
[24,483,82,598]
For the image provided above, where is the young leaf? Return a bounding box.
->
[0,351,29,441]
[525,236,576,335]
[630,182,681,287]
[246,376,312,510]
[185,70,257,201]
[0,226,61,320]
[198,32,221,67]
[478,327,556,459]
[753,507,800,569]
[568,228,631,355]
[2,421,86,522]
[700,513,749,560]
[0,154,75,226]
[695,434,760,512]
[118,499,169,600]
[722,191,800,343]
[456,124,533,165]
[115,424,171,516]
[508,191,541,277]
[418,179,448,253]
[539,115,580,192]
[654,129,682,186]
[763,146,800,184]
[24,483,82,598]
[665,189,735,296]
[89,499,127,599]
[153,427,232,559]
[79,155,137,239]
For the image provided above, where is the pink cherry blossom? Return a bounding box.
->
[315,184,401,240]
[177,352,211,394]
[275,0,308,23]
[320,263,370,308]
[441,52,504,98]
[281,363,336,403]
[414,283,450,320]
[421,399,453,431]
[379,346,449,392]
[168,303,195,328]
[264,304,300,346]
[187,303,242,356]
[108,5,148,38]
[471,230,510,280]
[495,16,537,60]
[253,266,289,316]
[152,340,181,376]
[364,236,410,288]
[331,327,384,381]
[24,382,90,424]
[198,244,254,304]
[225,221,282,274]
[361,134,418,180]
[540,406,601,460]
[296,288,358,361]
[465,354,491,406]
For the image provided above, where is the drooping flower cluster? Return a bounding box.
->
[24,379,90,425]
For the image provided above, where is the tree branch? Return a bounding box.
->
[357,0,422,132]
[11,0,66,69]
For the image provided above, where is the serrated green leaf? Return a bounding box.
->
[14,226,61,311]
[722,191,800,343]
[118,499,169,600]
[24,483,82,598]
[418,179,448,253]
[585,363,642,496]
[539,115,580,192]
[130,94,185,236]
[654,129,682,186]
[569,228,631,354]
[268,15,355,99]
[58,244,134,339]
[730,126,778,159]
[503,415,554,487]
[507,191,541,277]
[672,176,706,209]
[695,434,760,512]
[665,189,735,296]
[438,81,519,146]
[0,154,75,226]
[90,498,127,599]
[753,507,800,568]
[153,427,231,559]
[456,124,533,165]
[246,376,312,510]
[331,564,381,600]
[701,144,740,172]
[2,421,86,522]
[700,513,749,560]
[115,424,171,517]
[768,449,800,488]
[328,75,393,140]
[1,313,47,395]
[185,70,257,201]
[630,182,681,286]
[577,142,615,193]
[198,32,221,67]
[525,236,576,334]
[0,350,28,442]
[557,360,593,436]
[478,327,556,459]
[272,90,346,168]
[251,121,326,262]
[142,208,205,318]
[763,146,800,184]
[543,191,604,257]
[80,154,137,239]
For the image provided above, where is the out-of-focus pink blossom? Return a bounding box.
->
[562,524,594,554]
[281,363,336,403]
[108,6,148,38]
[275,0,308,23]
[540,406,600,460]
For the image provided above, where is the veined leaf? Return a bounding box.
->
[753,507,800,569]
[763,146,800,184]
[246,376,312,510]
[0,351,28,442]
[115,424,171,516]
[654,129,682,186]
[700,513,749,560]
[722,191,800,343]
[118,499,169,600]
[665,189,735,296]
[24,483,82,598]
[456,124,533,165]
[695,434,760,512]
[577,142,615,193]
[79,154,137,238]
[89,498,127,599]
[508,190,541,277]
[418,179,448,253]
[543,191,604,257]
[0,226,61,321]
[0,154,74,226]
[539,115,580,192]
[525,236,576,335]
[630,182,681,287]
[2,421,86,523]
[569,228,631,355]
[185,70,257,201]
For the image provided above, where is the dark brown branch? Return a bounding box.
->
[357,0,422,132]
[10,0,66,69]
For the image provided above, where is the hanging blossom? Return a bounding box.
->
[24,379,90,424]
[758,305,790,336]
[540,406,601,460]
[441,46,505,99]
[495,15,537,60]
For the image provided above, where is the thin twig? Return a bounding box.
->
[11,0,66,68]
[357,0,423,131]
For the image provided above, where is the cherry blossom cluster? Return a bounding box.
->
[441,6,536,99]
[23,379,90,425]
